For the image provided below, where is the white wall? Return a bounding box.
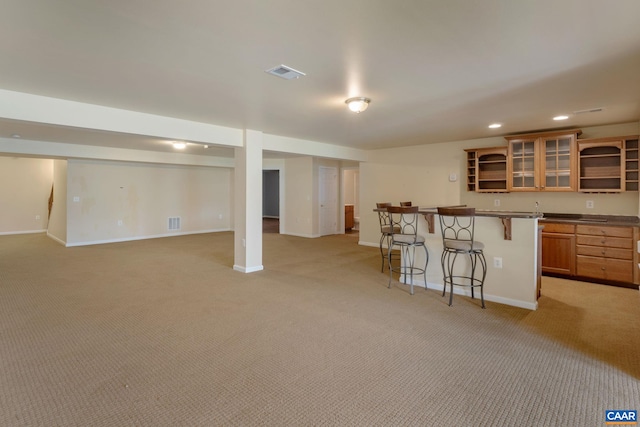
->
[283,157,315,237]
[65,159,232,245]
[0,157,53,234]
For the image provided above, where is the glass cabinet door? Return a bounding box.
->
[509,140,537,190]
[543,136,575,191]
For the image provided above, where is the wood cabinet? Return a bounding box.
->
[465,150,476,192]
[541,222,576,275]
[578,139,623,192]
[465,147,507,192]
[541,221,639,287]
[576,224,634,283]
[465,133,639,194]
[344,205,354,231]
[506,130,579,192]
[624,136,638,191]
[476,147,508,192]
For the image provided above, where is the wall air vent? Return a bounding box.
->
[168,217,181,231]
[265,64,306,80]
[573,107,604,115]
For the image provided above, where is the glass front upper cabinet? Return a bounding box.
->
[507,131,578,192]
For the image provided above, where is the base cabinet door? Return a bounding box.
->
[541,222,576,275]
[541,233,575,275]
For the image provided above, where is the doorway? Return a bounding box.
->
[263,170,279,234]
[319,166,338,236]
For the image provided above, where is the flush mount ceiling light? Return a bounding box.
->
[488,123,502,129]
[172,142,186,149]
[553,115,569,121]
[345,97,371,113]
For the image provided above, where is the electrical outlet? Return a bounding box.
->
[73,196,80,202]
[117,220,123,226]
[218,214,223,219]
[35,215,40,220]
[493,257,503,269]
[242,238,246,247]
[586,200,594,209]
[494,199,501,207]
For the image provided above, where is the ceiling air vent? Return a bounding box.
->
[265,64,306,80]
[573,107,604,115]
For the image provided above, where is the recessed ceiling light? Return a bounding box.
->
[11,134,21,138]
[173,142,186,149]
[488,123,502,129]
[553,115,569,121]
[203,145,209,149]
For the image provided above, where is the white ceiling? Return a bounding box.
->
[1,0,640,155]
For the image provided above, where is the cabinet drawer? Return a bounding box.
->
[576,245,633,260]
[576,255,633,282]
[575,235,633,249]
[576,224,633,238]
[541,222,575,234]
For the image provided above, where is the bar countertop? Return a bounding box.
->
[417,207,543,219]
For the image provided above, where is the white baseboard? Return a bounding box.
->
[282,232,321,238]
[46,232,67,246]
[0,229,46,236]
[64,228,231,247]
[391,277,538,310]
[233,265,264,273]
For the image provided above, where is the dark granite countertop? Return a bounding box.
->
[539,213,640,227]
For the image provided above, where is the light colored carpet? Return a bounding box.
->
[0,232,638,426]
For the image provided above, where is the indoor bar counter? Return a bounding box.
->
[376,206,543,310]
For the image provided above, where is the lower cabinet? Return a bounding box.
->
[541,221,638,287]
[541,223,575,275]
[575,225,634,283]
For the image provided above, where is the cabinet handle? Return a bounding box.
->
[601,250,606,255]
[601,240,606,244]
[601,267,606,270]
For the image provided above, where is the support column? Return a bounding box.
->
[233,130,263,273]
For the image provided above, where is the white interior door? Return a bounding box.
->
[319,166,338,236]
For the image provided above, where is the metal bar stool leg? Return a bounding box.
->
[479,252,487,309]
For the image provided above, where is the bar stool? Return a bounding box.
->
[376,202,399,272]
[437,207,486,308]
[387,206,429,295]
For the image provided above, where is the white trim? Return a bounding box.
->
[233,265,264,273]
[46,232,67,246]
[391,279,538,311]
[0,229,46,236]
[64,228,231,247]
[282,232,321,238]
[358,241,379,248]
